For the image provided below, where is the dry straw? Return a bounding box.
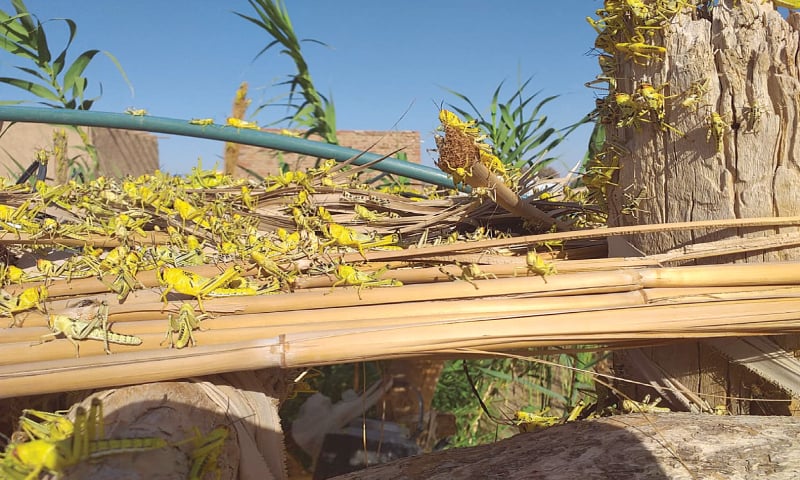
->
[1,143,799,398]
[2,250,800,397]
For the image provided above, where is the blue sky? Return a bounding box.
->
[0,1,602,175]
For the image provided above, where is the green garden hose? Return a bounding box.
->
[0,106,457,189]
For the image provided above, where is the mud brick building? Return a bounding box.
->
[234,129,421,179]
[0,123,418,182]
[0,122,158,180]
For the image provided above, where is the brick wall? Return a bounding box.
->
[0,122,158,181]
[0,123,418,183]
[234,129,421,179]
[92,127,159,178]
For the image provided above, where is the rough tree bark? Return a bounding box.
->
[378,359,446,451]
[27,369,292,480]
[332,413,800,480]
[602,0,800,413]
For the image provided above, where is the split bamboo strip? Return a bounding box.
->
[643,286,800,303]
[0,291,650,360]
[357,216,800,262]
[105,269,645,317]
[6,281,800,364]
[0,338,284,399]
[0,231,170,247]
[192,291,632,331]
[0,327,291,366]
[652,231,800,263]
[308,229,800,274]
[639,263,800,287]
[280,298,800,366]
[3,291,800,393]
[291,254,682,290]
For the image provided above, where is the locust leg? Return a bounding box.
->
[197,266,242,297]
[97,301,111,355]
[67,301,111,355]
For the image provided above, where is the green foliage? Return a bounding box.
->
[581,120,607,173]
[0,0,130,109]
[0,0,131,180]
[1,146,28,181]
[236,0,338,146]
[444,78,590,177]
[432,351,604,448]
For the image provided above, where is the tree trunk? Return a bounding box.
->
[15,370,291,480]
[331,413,800,480]
[600,0,800,413]
[379,359,445,451]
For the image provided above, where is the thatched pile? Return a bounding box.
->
[0,146,798,399]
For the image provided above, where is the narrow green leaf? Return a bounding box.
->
[14,65,48,82]
[474,366,569,403]
[0,14,34,54]
[51,18,77,77]
[70,75,87,104]
[101,50,133,97]
[10,0,35,33]
[323,94,337,141]
[0,76,59,102]
[0,37,37,60]
[62,48,98,92]
[33,19,50,65]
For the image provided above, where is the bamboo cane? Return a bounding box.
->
[4,293,800,397]
[2,253,800,396]
[3,290,800,385]
[0,338,284,398]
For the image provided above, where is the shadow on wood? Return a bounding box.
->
[331,413,800,480]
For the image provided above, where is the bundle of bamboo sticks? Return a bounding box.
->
[2,232,800,398]
[1,156,799,399]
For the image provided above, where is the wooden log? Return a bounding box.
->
[5,371,291,480]
[331,413,800,480]
[598,0,800,413]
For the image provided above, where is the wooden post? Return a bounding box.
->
[596,1,800,413]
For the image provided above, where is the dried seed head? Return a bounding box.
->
[435,125,480,174]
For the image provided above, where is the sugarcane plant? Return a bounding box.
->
[0,0,131,179]
[235,0,338,146]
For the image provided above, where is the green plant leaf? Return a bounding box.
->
[14,65,48,82]
[0,76,58,102]
[10,0,35,33]
[101,50,133,97]
[62,48,98,93]
[70,75,86,104]
[0,11,32,43]
[33,19,50,66]
[51,18,77,77]
[474,365,570,404]
[324,93,337,134]
[0,34,36,61]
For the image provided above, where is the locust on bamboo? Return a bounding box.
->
[40,300,142,357]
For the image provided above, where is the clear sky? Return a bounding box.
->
[0,1,602,175]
